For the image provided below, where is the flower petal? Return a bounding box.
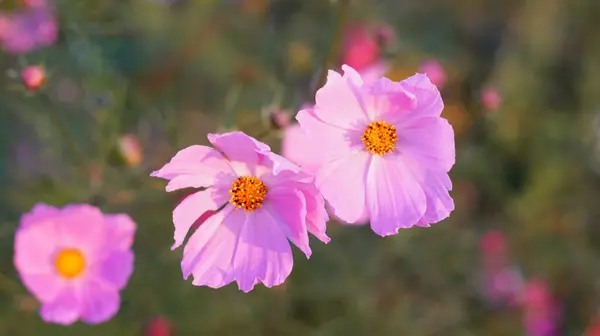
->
[14,219,56,274]
[414,171,454,227]
[57,205,107,257]
[291,182,330,243]
[315,151,371,224]
[397,117,455,172]
[233,207,293,292]
[294,109,361,173]
[207,132,271,169]
[104,214,136,251]
[79,278,121,325]
[313,66,369,129]
[264,187,311,257]
[96,250,134,290]
[397,73,444,122]
[181,205,237,288]
[366,155,427,236]
[19,203,60,230]
[40,286,80,326]
[150,145,234,191]
[19,272,64,303]
[172,188,229,250]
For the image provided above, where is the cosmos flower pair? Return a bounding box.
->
[152,65,455,292]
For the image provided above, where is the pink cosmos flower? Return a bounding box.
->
[0,9,57,54]
[342,25,380,72]
[521,279,561,336]
[481,87,502,111]
[151,131,329,292]
[14,203,136,325]
[419,60,446,89]
[21,65,46,91]
[294,65,455,236]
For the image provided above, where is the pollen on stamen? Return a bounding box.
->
[361,121,398,155]
[229,176,268,211]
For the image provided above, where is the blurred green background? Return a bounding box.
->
[2,0,600,335]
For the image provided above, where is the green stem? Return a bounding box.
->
[315,0,351,93]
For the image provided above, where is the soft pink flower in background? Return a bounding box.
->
[144,316,174,336]
[0,9,57,54]
[419,60,447,89]
[14,203,136,325]
[151,131,329,292]
[521,279,561,336]
[21,65,46,91]
[118,134,143,167]
[342,25,380,72]
[295,65,455,236]
[479,231,523,306]
[481,87,502,111]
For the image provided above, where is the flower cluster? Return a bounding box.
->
[12,60,454,324]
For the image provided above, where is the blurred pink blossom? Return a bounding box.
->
[419,60,446,88]
[521,279,561,336]
[144,316,174,336]
[479,230,523,306]
[14,203,136,325]
[0,8,57,54]
[21,65,45,91]
[481,87,502,111]
[342,25,380,73]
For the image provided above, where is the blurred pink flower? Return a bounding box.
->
[479,230,523,306]
[481,87,502,111]
[14,203,136,325]
[419,60,446,88]
[151,131,329,292]
[521,279,561,336]
[342,25,380,73]
[295,65,455,235]
[21,65,45,91]
[268,109,291,129]
[144,316,174,336]
[118,134,143,167]
[0,8,57,54]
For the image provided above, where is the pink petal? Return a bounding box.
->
[207,131,270,170]
[414,171,454,227]
[172,188,229,250]
[19,203,60,229]
[233,207,293,292]
[313,66,369,129]
[397,73,444,122]
[264,186,311,257]
[19,272,64,303]
[290,182,330,243]
[150,145,234,191]
[397,117,455,172]
[96,250,134,290]
[79,277,121,325]
[315,151,371,224]
[362,77,417,121]
[40,286,80,325]
[366,156,427,236]
[14,219,56,274]
[57,205,106,257]
[104,214,136,251]
[181,206,237,288]
[295,109,360,173]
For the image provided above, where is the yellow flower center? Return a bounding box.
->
[361,121,398,155]
[229,176,268,211]
[54,249,86,279]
